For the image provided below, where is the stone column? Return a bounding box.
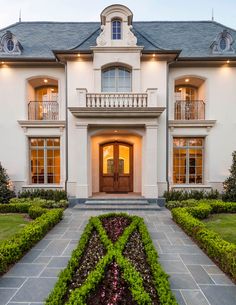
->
[76,123,89,198]
[143,124,158,198]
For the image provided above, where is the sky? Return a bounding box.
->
[0,0,236,30]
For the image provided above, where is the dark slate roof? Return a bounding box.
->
[0,20,236,59]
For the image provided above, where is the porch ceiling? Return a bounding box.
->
[68,107,166,118]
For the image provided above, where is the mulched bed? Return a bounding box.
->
[101,216,131,242]
[68,230,106,291]
[87,261,137,305]
[123,230,159,304]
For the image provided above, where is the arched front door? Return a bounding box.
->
[100,142,133,193]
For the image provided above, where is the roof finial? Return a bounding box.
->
[212,8,214,21]
[19,9,22,22]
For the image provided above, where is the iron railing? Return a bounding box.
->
[175,100,205,120]
[28,101,59,120]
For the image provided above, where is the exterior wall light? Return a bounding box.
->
[185,78,190,82]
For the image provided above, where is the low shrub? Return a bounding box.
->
[18,189,67,202]
[171,201,236,281]
[28,206,47,219]
[164,189,220,202]
[0,208,63,274]
[9,197,68,209]
[0,203,31,213]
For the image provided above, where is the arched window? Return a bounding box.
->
[219,37,227,51]
[102,66,131,92]
[112,20,121,40]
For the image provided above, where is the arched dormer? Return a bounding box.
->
[211,29,234,54]
[0,31,23,55]
[96,4,137,47]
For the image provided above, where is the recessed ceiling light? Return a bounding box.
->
[227,60,230,64]
[44,79,48,83]
[1,61,4,64]
[114,130,118,133]
[152,54,156,57]
[185,78,190,82]
[77,53,81,57]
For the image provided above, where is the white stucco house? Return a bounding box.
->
[0,4,235,200]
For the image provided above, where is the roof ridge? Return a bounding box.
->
[70,27,100,50]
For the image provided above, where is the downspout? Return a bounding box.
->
[65,62,68,193]
[166,59,177,192]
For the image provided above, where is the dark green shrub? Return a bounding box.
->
[223,151,236,202]
[164,189,220,202]
[0,203,31,213]
[0,162,15,203]
[18,189,67,202]
[0,208,63,274]
[9,197,68,209]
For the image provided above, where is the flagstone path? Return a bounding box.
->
[0,207,235,305]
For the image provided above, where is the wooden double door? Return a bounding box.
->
[100,141,133,193]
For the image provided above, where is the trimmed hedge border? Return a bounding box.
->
[0,203,63,274]
[46,213,178,305]
[170,200,236,281]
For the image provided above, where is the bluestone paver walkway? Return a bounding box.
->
[0,207,235,305]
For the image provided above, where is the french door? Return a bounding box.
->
[100,142,133,193]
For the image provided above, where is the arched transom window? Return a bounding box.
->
[112,20,121,40]
[102,67,131,92]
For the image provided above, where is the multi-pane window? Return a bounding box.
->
[30,138,60,184]
[102,67,131,92]
[112,20,121,40]
[173,138,204,184]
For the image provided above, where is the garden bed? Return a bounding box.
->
[0,202,63,274]
[169,200,236,282]
[46,213,177,305]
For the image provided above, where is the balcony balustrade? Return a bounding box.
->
[28,101,59,120]
[175,100,205,120]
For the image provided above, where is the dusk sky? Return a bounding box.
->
[0,0,236,30]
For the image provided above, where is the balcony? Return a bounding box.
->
[28,101,59,120]
[175,100,205,120]
[69,89,165,118]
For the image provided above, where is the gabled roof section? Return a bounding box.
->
[0,20,236,60]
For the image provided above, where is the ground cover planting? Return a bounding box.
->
[169,199,236,281]
[0,213,30,241]
[203,213,236,244]
[46,213,177,305]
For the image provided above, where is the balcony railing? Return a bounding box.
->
[175,100,205,120]
[86,93,148,108]
[28,101,59,120]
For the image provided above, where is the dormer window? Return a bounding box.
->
[112,19,121,40]
[211,30,234,54]
[0,31,23,55]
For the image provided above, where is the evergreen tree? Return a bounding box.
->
[0,162,15,203]
[223,151,236,202]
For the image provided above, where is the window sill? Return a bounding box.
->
[172,184,212,189]
[22,184,64,189]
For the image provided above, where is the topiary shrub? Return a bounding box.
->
[223,151,236,202]
[0,162,15,203]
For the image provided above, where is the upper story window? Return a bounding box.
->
[0,31,23,55]
[102,67,131,92]
[112,19,122,40]
[211,30,235,54]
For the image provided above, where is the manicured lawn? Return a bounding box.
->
[0,214,30,241]
[203,213,236,244]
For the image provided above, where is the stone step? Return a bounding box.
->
[84,199,149,205]
[73,204,161,211]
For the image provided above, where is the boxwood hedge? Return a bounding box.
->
[171,200,236,281]
[0,203,63,274]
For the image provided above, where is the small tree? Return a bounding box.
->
[223,151,236,202]
[0,162,15,203]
